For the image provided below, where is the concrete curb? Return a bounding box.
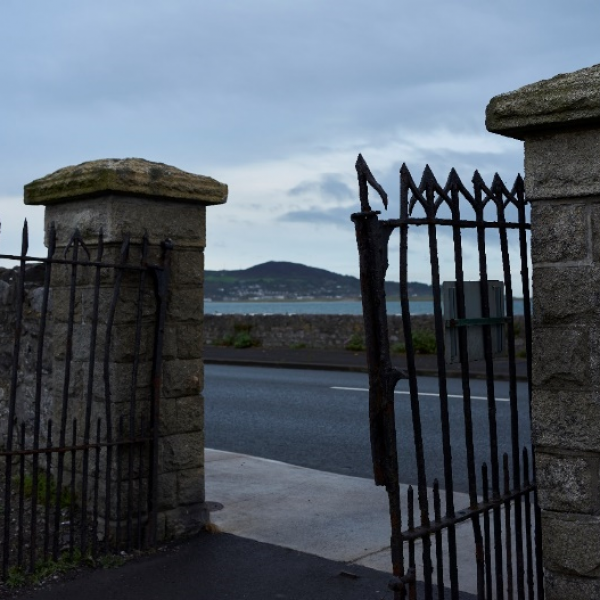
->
[204,357,528,382]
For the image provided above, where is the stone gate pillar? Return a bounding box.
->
[24,158,227,541]
[487,64,600,599]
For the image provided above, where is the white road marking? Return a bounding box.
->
[331,386,510,402]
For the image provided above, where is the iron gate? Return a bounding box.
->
[0,223,171,582]
[352,156,543,600]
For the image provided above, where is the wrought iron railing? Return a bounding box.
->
[0,222,171,582]
[353,155,543,600]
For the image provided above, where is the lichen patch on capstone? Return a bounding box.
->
[24,158,228,206]
[486,63,600,139]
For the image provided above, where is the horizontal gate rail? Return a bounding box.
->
[382,218,530,230]
[0,434,155,457]
[0,254,155,269]
[401,479,536,542]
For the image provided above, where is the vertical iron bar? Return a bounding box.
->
[399,165,433,595]
[92,420,101,559]
[449,173,478,497]
[495,177,526,599]
[503,454,513,600]
[515,177,532,411]
[147,240,173,547]
[407,486,416,600]
[17,423,26,570]
[472,177,501,486]
[433,480,445,600]
[69,420,77,559]
[137,417,145,549]
[43,421,53,561]
[103,429,111,555]
[103,235,131,547]
[533,484,544,597]
[80,230,104,556]
[473,175,504,600]
[516,181,543,600]
[116,416,124,548]
[127,233,149,550]
[2,220,28,579]
[421,168,458,599]
[30,223,55,572]
[482,463,492,600]
[54,233,81,561]
[523,449,535,600]
[449,172,487,600]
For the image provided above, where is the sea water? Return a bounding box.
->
[205,299,526,316]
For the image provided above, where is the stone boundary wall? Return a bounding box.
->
[204,313,527,350]
[203,313,412,349]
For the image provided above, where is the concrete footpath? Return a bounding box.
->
[15,349,498,600]
[206,450,480,597]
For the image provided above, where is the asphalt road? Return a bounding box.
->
[204,364,531,494]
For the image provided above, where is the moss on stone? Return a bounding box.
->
[486,63,600,139]
[24,158,228,206]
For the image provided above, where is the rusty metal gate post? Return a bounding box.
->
[352,155,409,593]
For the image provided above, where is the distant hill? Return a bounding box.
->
[204,261,431,301]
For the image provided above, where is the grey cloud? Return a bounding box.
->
[279,203,357,226]
[2,0,598,178]
[280,152,525,228]
[402,151,523,186]
[288,174,354,202]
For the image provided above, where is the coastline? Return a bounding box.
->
[204,298,526,317]
[205,295,523,304]
[204,296,432,304]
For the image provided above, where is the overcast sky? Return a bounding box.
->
[1,1,599,282]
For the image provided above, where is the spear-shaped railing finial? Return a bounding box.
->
[355,154,388,212]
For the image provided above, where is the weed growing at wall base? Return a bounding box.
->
[16,472,77,510]
[2,548,127,592]
[345,333,366,352]
[214,323,262,349]
[391,330,437,355]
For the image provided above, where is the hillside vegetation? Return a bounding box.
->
[204,261,431,301]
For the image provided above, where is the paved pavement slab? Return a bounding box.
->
[206,449,480,596]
